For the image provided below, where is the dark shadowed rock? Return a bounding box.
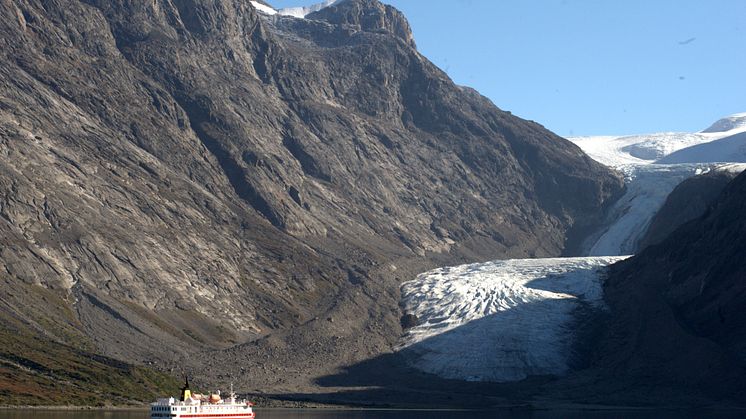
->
[400,313,418,329]
[638,170,738,249]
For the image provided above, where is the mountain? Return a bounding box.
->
[552,117,746,404]
[587,169,746,404]
[702,112,746,134]
[570,112,746,167]
[0,0,622,401]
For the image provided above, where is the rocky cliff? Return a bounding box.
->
[0,0,622,399]
[638,169,738,249]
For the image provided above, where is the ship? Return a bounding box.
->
[151,377,255,418]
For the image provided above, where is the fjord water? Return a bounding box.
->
[1,410,744,419]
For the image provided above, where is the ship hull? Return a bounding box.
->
[151,413,255,418]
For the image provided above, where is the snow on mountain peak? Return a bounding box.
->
[702,112,746,134]
[278,0,343,18]
[250,0,344,18]
[250,1,278,15]
[569,112,746,168]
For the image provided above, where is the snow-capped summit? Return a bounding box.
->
[702,112,746,134]
[569,112,746,167]
[276,0,343,18]
[249,1,278,15]
[658,131,746,164]
[249,0,345,19]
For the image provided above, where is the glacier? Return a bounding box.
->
[398,257,626,382]
[397,112,746,383]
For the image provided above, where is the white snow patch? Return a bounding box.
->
[399,257,627,382]
[568,132,737,168]
[250,0,344,18]
[713,162,746,173]
[278,0,342,18]
[249,1,278,15]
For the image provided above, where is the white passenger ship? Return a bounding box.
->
[151,378,255,418]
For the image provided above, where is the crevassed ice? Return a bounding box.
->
[399,257,627,382]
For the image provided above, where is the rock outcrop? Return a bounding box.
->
[0,0,622,396]
[638,170,738,249]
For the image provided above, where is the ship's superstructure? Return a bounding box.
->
[151,378,255,418]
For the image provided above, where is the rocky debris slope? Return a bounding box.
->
[0,0,622,396]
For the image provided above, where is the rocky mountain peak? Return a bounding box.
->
[306,0,416,48]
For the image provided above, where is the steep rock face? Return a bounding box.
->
[0,0,622,394]
[591,170,746,403]
[307,0,416,48]
[638,170,738,249]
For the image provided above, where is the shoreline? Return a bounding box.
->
[0,405,147,411]
[2,401,745,412]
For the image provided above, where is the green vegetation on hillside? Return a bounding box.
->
[0,323,180,405]
[0,283,180,406]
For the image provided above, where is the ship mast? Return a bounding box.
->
[180,376,192,401]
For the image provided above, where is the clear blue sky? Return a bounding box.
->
[268,0,746,136]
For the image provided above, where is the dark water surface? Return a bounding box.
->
[1,408,744,419]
